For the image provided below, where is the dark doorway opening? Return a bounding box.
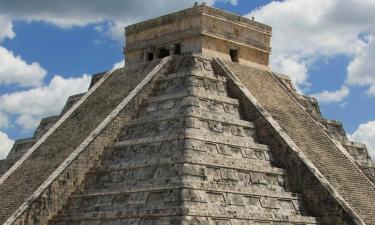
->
[158,48,170,58]
[147,52,154,61]
[174,43,181,55]
[230,49,239,63]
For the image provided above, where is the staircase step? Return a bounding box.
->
[114,135,269,151]
[65,188,306,216]
[125,111,253,128]
[143,95,241,120]
[85,162,286,193]
[95,153,283,175]
[103,140,271,167]
[51,206,318,224]
[160,71,227,82]
[156,72,227,94]
[154,83,228,97]
[119,115,256,142]
[75,180,299,201]
[147,89,238,105]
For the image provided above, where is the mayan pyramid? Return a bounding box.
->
[1,4,375,225]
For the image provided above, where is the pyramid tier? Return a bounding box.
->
[48,56,320,225]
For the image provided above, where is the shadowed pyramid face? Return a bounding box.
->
[48,55,319,225]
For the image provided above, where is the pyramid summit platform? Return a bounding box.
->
[0,4,375,225]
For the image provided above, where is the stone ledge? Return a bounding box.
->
[161,71,226,82]
[114,131,268,150]
[147,90,239,105]
[124,112,254,128]
[51,209,316,224]
[125,5,271,35]
[73,182,299,200]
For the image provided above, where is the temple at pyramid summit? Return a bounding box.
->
[1,4,375,225]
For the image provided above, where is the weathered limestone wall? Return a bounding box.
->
[4,138,35,161]
[213,58,373,224]
[32,116,60,140]
[275,73,375,183]
[202,36,269,66]
[89,72,106,89]
[41,55,319,225]
[0,139,35,177]
[125,8,201,45]
[125,5,271,66]
[0,160,16,178]
[60,94,85,115]
[201,12,271,51]
[0,60,163,224]
[4,58,170,225]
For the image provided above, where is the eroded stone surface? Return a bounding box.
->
[45,56,320,225]
[0,60,161,224]
[275,72,375,183]
[226,60,375,225]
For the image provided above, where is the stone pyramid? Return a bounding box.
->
[1,4,375,225]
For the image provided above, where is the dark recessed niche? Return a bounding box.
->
[158,47,170,58]
[174,43,181,55]
[147,52,154,61]
[230,49,239,63]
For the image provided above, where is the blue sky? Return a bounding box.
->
[0,0,375,159]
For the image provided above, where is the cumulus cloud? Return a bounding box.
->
[347,35,375,95]
[0,8,47,89]
[0,112,9,129]
[0,131,14,159]
[0,46,47,87]
[311,86,349,104]
[272,56,309,88]
[247,0,375,92]
[0,16,15,41]
[350,120,375,159]
[0,74,91,130]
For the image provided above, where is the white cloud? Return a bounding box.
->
[0,74,91,130]
[0,112,9,129]
[350,120,375,159]
[368,85,375,97]
[271,56,308,88]
[247,0,375,92]
[311,86,349,104]
[112,60,124,70]
[0,46,47,87]
[228,0,238,6]
[0,16,15,41]
[347,35,375,94]
[0,131,14,159]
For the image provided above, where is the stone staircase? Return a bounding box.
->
[225,60,375,225]
[275,72,375,184]
[0,60,162,224]
[48,56,320,225]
